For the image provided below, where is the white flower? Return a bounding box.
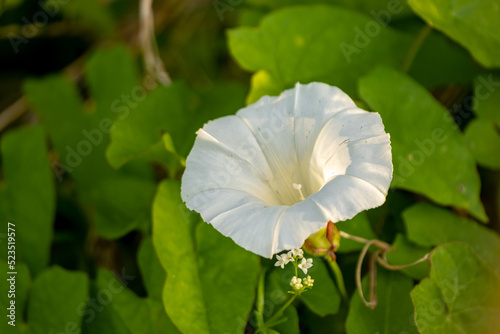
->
[298,258,313,274]
[303,275,314,287]
[181,82,393,258]
[291,248,304,259]
[274,253,289,268]
[290,276,303,290]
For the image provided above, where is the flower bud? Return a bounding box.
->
[303,221,340,261]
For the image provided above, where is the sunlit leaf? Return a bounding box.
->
[411,243,500,334]
[106,81,246,167]
[359,66,486,221]
[404,202,500,275]
[153,180,260,334]
[408,0,500,68]
[228,5,411,98]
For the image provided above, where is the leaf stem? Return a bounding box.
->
[400,24,432,73]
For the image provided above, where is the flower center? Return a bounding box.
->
[293,183,305,201]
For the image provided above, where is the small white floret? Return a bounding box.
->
[298,258,313,274]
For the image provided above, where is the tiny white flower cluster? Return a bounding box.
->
[290,276,303,290]
[274,248,305,269]
[274,248,314,293]
[290,275,314,290]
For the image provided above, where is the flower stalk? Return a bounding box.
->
[325,256,349,303]
[256,248,314,332]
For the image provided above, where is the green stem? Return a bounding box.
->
[256,268,267,318]
[326,257,349,303]
[263,293,298,328]
[400,24,432,73]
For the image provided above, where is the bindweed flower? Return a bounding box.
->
[298,258,313,274]
[181,82,392,258]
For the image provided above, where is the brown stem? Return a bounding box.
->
[355,240,377,308]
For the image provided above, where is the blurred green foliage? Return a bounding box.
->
[0,0,499,333]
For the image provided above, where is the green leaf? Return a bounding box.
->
[85,45,140,114]
[273,305,299,334]
[106,81,246,167]
[245,0,414,19]
[153,180,260,334]
[411,242,500,334]
[82,277,132,334]
[268,259,341,317]
[3,0,22,10]
[403,202,500,275]
[228,5,411,98]
[89,269,179,334]
[28,266,88,334]
[264,271,300,334]
[84,236,178,334]
[91,177,156,238]
[0,261,30,334]
[336,212,376,253]
[385,234,430,280]
[246,70,284,105]
[408,0,500,68]
[359,66,486,221]
[300,260,341,316]
[408,27,481,88]
[61,0,116,37]
[138,237,166,302]
[23,45,157,239]
[346,268,418,334]
[465,119,500,169]
[474,74,500,126]
[0,126,54,276]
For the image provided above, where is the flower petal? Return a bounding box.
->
[274,196,330,252]
[292,82,357,195]
[181,121,280,207]
[209,199,287,258]
[310,108,390,188]
[274,174,387,253]
[311,174,387,222]
[345,134,392,195]
[237,91,301,205]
